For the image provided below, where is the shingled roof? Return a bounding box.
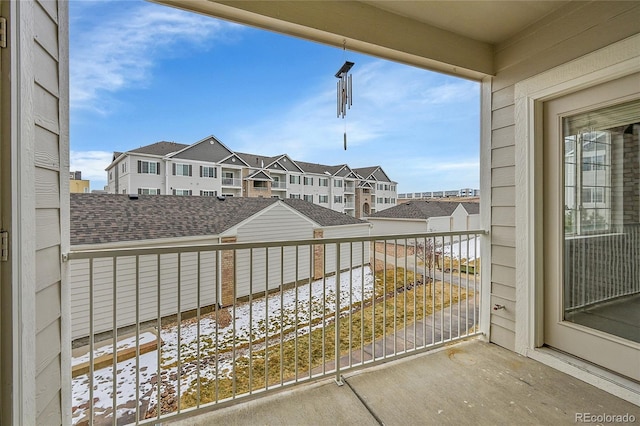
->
[282,199,364,227]
[129,141,189,156]
[71,194,365,246]
[368,200,479,220]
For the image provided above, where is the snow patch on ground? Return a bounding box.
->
[72,266,374,424]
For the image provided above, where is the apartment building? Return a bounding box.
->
[398,188,481,200]
[105,136,398,218]
[69,171,90,194]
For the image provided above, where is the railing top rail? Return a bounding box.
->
[65,229,488,261]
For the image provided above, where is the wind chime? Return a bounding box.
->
[335,57,354,150]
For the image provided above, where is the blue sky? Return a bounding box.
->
[70,0,480,193]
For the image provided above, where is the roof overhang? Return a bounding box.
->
[152,0,498,80]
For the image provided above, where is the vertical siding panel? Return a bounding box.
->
[30,0,66,423]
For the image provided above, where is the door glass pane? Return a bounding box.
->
[563,99,640,343]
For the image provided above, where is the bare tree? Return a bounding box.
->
[415,237,435,283]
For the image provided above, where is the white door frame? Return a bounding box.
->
[514,33,640,402]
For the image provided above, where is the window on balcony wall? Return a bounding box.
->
[304,177,314,185]
[334,195,343,203]
[304,194,313,202]
[138,160,160,174]
[200,166,216,178]
[138,188,160,195]
[319,178,328,187]
[173,189,192,196]
[173,163,192,176]
[334,179,342,188]
[319,195,328,203]
[290,175,301,184]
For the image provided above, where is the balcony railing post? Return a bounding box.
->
[335,243,343,385]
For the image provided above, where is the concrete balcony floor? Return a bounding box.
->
[168,338,640,425]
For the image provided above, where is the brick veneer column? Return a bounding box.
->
[313,229,324,280]
[221,236,237,306]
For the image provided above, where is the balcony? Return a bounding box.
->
[65,231,640,425]
[344,183,355,194]
[221,177,242,187]
[271,181,287,190]
[169,338,639,425]
[344,201,355,209]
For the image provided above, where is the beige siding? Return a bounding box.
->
[234,204,370,297]
[70,252,217,340]
[488,1,640,350]
[31,0,66,424]
[368,218,427,236]
[322,225,370,273]
[235,204,315,296]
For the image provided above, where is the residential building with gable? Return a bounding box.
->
[69,193,371,340]
[104,136,397,218]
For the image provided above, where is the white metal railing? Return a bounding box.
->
[221,177,242,187]
[564,223,640,311]
[66,230,486,425]
[344,201,355,209]
[271,181,286,189]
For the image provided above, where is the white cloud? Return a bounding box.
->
[229,60,479,167]
[70,2,242,113]
[70,150,113,190]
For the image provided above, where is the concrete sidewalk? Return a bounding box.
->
[167,338,640,425]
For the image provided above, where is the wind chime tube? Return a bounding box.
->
[348,74,353,108]
[337,80,341,118]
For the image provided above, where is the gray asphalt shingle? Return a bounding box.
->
[71,194,366,246]
[368,200,479,220]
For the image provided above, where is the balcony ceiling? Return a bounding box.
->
[154,1,572,79]
[360,1,570,45]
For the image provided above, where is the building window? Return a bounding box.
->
[253,181,268,189]
[318,195,328,203]
[289,175,301,184]
[200,166,216,178]
[384,197,390,203]
[121,162,126,173]
[377,197,383,204]
[138,188,160,195]
[334,195,343,203]
[83,187,90,193]
[304,177,314,186]
[289,194,301,199]
[109,171,112,181]
[173,189,192,196]
[378,184,383,190]
[319,178,328,187]
[138,160,160,175]
[200,190,217,196]
[334,179,343,188]
[304,194,313,202]
[122,189,126,194]
[391,198,396,204]
[173,163,192,176]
